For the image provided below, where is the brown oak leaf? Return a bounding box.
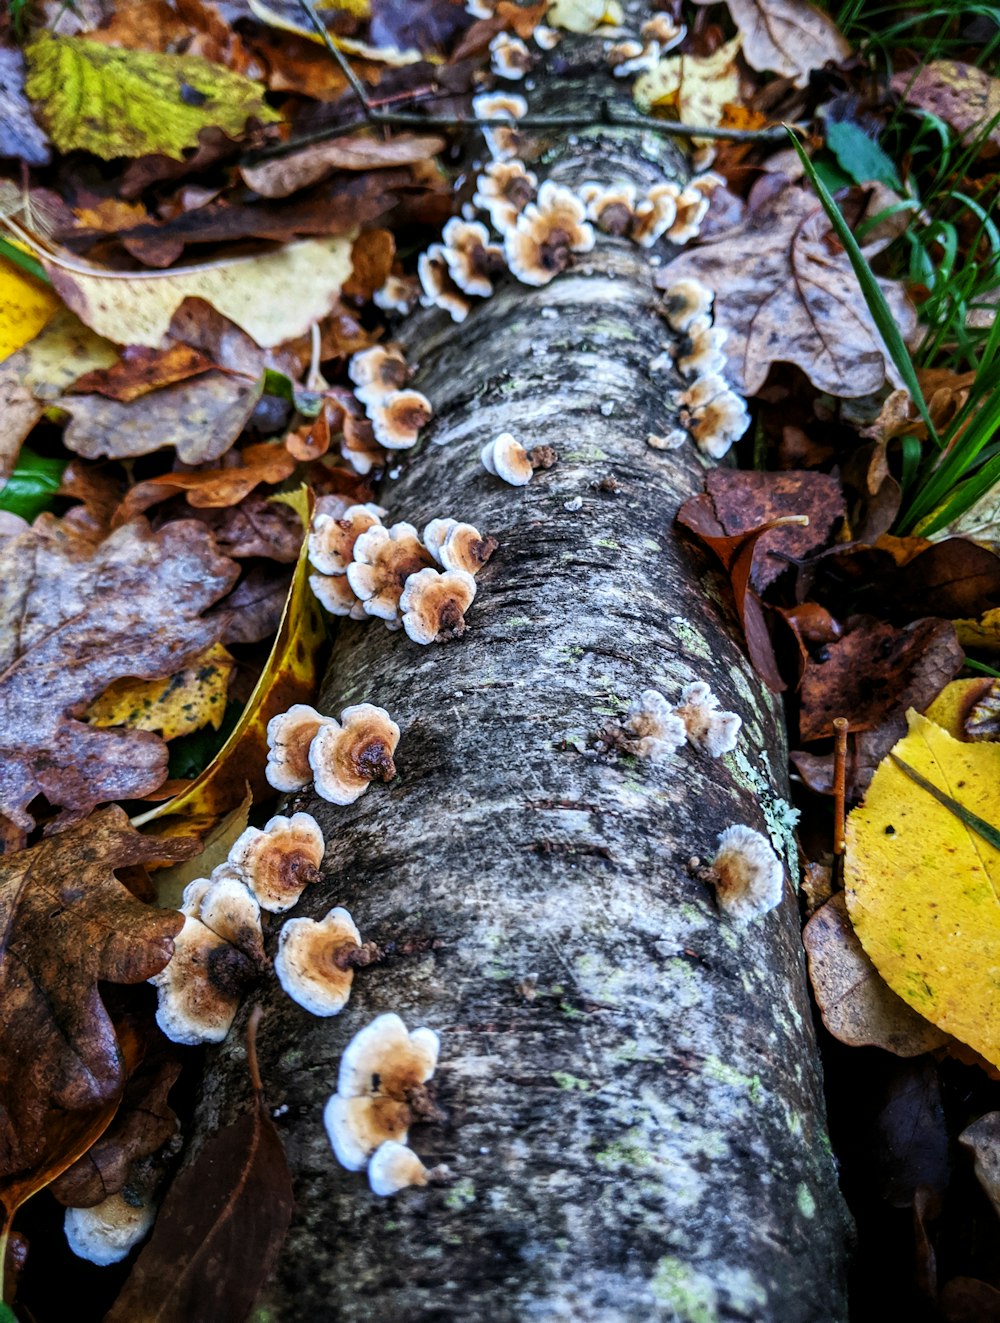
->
[694,0,850,89]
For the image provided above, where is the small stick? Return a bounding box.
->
[832,717,849,863]
[246,1004,264,1095]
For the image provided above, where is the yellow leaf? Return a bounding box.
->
[955,607,1000,651]
[133,487,326,841]
[151,790,252,907]
[633,36,743,140]
[24,33,280,161]
[46,236,354,350]
[546,0,624,32]
[85,642,235,742]
[247,0,428,64]
[0,254,58,365]
[845,710,1000,1069]
[924,677,995,739]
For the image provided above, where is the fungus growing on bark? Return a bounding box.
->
[674,680,742,757]
[369,389,433,449]
[419,243,472,323]
[632,183,681,247]
[368,1140,448,1197]
[668,179,719,244]
[647,429,687,451]
[662,277,714,331]
[473,160,537,234]
[373,274,419,316]
[533,23,561,49]
[641,14,686,46]
[481,432,557,485]
[310,571,368,620]
[678,315,728,379]
[195,867,267,963]
[228,811,325,914]
[677,375,751,460]
[64,1190,157,1266]
[275,906,379,1016]
[265,703,336,791]
[709,825,784,922]
[579,182,638,236]
[606,39,659,77]
[428,520,498,575]
[324,1013,441,1172]
[399,567,478,644]
[490,32,533,78]
[440,218,506,297]
[505,181,595,285]
[309,703,400,805]
[308,504,385,576]
[472,92,528,161]
[149,914,258,1045]
[623,689,686,761]
[348,346,409,406]
[347,522,435,623]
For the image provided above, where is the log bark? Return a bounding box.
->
[194,34,851,1323]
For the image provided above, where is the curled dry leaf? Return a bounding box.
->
[114,442,297,521]
[693,0,849,89]
[892,61,1000,157]
[803,892,949,1056]
[240,132,447,198]
[0,807,194,1225]
[660,183,918,397]
[70,344,215,404]
[0,516,238,837]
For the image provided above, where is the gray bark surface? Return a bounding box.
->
[197,32,851,1323]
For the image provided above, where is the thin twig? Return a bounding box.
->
[832,717,849,865]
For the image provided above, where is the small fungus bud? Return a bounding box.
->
[348,345,409,406]
[490,31,533,79]
[309,702,400,806]
[310,571,368,620]
[368,1140,448,1197]
[674,680,742,757]
[647,429,687,451]
[265,703,336,792]
[472,92,528,162]
[64,1190,157,1266]
[473,160,538,234]
[308,504,385,576]
[228,811,325,914]
[400,567,478,644]
[418,243,472,323]
[275,906,377,1016]
[481,432,555,486]
[662,277,714,331]
[579,182,638,236]
[340,410,388,477]
[641,14,686,47]
[347,522,435,624]
[373,274,419,315]
[533,23,561,50]
[623,689,686,761]
[324,1012,441,1172]
[710,825,784,922]
[607,39,661,77]
[369,389,433,450]
[505,181,595,286]
[440,218,506,298]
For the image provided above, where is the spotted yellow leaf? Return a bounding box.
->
[86,642,235,743]
[633,35,743,141]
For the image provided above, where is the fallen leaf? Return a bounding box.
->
[214,563,294,644]
[240,132,445,198]
[0,449,67,524]
[343,228,396,301]
[105,1009,293,1323]
[248,0,426,63]
[959,1112,1000,1221]
[114,441,296,521]
[85,642,235,742]
[187,494,305,562]
[845,710,1000,1068]
[0,517,238,836]
[0,807,193,1224]
[634,36,743,142]
[693,0,849,89]
[70,344,215,403]
[0,50,51,166]
[924,677,994,739]
[876,1060,951,1206]
[24,33,279,161]
[892,539,1000,621]
[0,254,58,365]
[940,1277,1000,1323]
[803,892,949,1055]
[150,791,252,909]
[47,235,355,349]
[892,61,1000,157]
[659,182,918,397]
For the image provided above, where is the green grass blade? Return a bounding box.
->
[0,234,48,284]
[891,754,1000,852]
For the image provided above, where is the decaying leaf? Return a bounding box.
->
[0,807,193,1223]
[694,0,849,88]
[0,255,58,365]
[660,183,918,397]
[634,36,742,141]
[240,132,446,199]
[803,892,949,1056]
[114,441,297,520]
[24,33,279,161]
[959,1112,1000,1222]
[845,710,1000,1069]
[46,236,354,349]
[85,642,235,743]
[70,344,215,403]
[0,517,238,836]
[892,61,1000,157]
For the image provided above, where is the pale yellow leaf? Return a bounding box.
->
[85,642,235,742]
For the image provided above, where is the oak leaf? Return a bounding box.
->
[660,183,918,397]
[845,710,1000,1069]
[0,516,238,837]
[695,0,849,88]
[0,807,193,1223]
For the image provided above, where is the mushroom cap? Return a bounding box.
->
[422,517,460,564]
[690,390,751,459]
[148,914,247,1045]
[180,876,211,917]
[438,522,498,576]
[582,183,638,234]
[678,320,728,379]
[641,13,686,47]
[340,411,387,477]
[308,504,385,576]
[310,571,368,620]
[265,703,335,792]
[337,1012,440,1099]
[229,811,325,913]
[368,1140,431,1197]
[197,868,266,963]
[625,689,687,761]
[373,274,419,316]
[490,31,533,79]
[662,277,714,331]
[472,92,528,162]
[675,681,742,757]
[324,1093,412,1172]
[505,182,595,286]
[347,523,435,623]
[668,187,712,244]
[64,1192,156,1266]
[348,345,409,403]
[275,906,361,1016]
[533,23,561,49]
[441,218,505,298]
[399,567,477,645]
[711,825,784,922]
[309,702,400,806]
[472,160,537,234]
[482,432,533,486]
[608,38,661,78]
[677,373,729,410]
[418,244,471,323]
[632,183,681,247]
[370,390,433,449]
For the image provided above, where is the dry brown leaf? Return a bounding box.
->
[240,132,446,198]
[114,442,296,521]
[803,893,949,1056]
[694,0,849,88]
[660,183,918,397]
[892,61,1000,156]
[0,517,238,837]
[959,1113,1000,1221]
[70,344,215,403]
[343,228,396,301]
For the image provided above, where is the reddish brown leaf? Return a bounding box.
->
[184,495,304,563]
[941,1277,1000,1323]
[71,344,215,403]
[0,808,193,1222]
[114,443,297,523]
[240,134,446,199]
[893,539,1000,621]
[343,228,396,302]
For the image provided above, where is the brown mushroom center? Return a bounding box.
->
[207,943,261,997]
[285,720,323,781]
[599,202,633,236]
[437,598,467,637]
[505,178,534,211]
[386,547,433,591]
[540,226,572,272]
[354,739,397,783]
[273,845,323,896]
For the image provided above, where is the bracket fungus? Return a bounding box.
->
[194,867,267,964]
[607,39,662,78]
[473,160,537,234]
[370,389,433,450]
[310,570,368,620]
[674,680,742,757]
[341,408,388,477]
[275,906,379,1016]
[505,181,595,286]
[662,277,715,332]
[632,183,681,247]
[709,825,784,922]
[228,811,325,914]
[490,31,533,79]
[425,519,498,576]
[308,504,385,576]
[348,345,409,406]
[309,702,400,805]
[347,521,435,624]
[265,703,337,792]
[579,182,639,237]
[373,274,419,316]
[149,913,260,1045]
[677,374,751,460]
[64,1189,157,1266]
[399,567,478,644]
[440,218,506,298]
[678,314,728,380]
[623,689,687,761]
[324,1012,441,1173]
[419,243,472,323]
[472,92,528,161]
[481,432,557,486]
[368,1140,448,1198]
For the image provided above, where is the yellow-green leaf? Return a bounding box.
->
[85,642,234,743]
[24,33,280,162]
[633,35,743,137]
[845,709,1000,1069]
[0,253,58,365]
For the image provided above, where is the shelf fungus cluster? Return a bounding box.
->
[266,702,400,805]
[622,680,742,764]
[307,502,496,644]
[606,15,686,77]
[325,1013,449,1197]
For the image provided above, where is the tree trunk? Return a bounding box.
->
[195,35,851,1323]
